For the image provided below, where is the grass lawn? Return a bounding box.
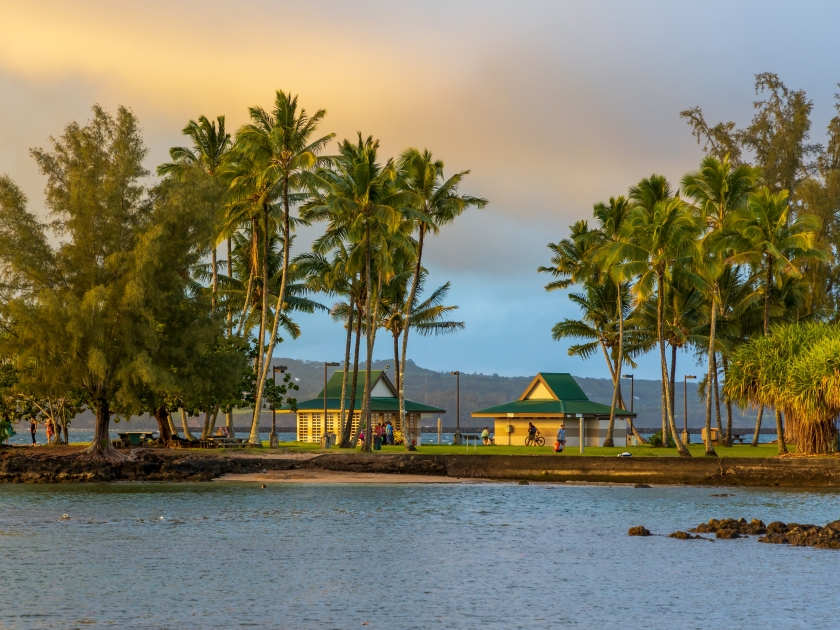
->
[261,441,791,458]
[51,440,789,458]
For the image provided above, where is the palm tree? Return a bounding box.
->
[682,155,757,451]
[303,135,415,451]
[609,187,702,457]
[381,270,465,396]
[723,187,826,453]
[395,148,485,448]
[158,115,232,311]
[230,90,334,445]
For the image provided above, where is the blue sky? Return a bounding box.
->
[3,0,840,378]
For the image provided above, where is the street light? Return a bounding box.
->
[450,371,461,445]
[622,374,634,445]
[270,365,287,448]
[684,375,696,445]
[323,362,340,447]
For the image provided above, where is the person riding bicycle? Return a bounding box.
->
[528,422,538,441]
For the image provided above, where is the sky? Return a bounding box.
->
[2,0,840,378]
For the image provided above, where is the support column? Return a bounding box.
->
[580,416,585,454]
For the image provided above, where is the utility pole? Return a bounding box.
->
[270,365,287,448]
[450,371,461,445]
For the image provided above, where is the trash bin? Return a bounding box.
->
[373,436,382,451]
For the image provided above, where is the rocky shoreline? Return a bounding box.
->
[3,448,840,486]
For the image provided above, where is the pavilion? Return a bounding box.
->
[470,372,635,447]
[293,370,445,444]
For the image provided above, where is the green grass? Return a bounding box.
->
[50,439,790,458]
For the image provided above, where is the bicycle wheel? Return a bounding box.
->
[524,436,533,446]
[536,436,545,446]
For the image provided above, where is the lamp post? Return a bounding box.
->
[270,365,287,448]
[622,373,634,445]
[684,375,696,445]
[323,362,340,447]
[450,371,461,445]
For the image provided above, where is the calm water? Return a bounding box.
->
[1,481,838,629]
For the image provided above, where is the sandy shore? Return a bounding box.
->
[215,469,488,484]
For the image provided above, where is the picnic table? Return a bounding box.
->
[113,431,157,448]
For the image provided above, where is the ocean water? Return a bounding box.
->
[0,481,838,629]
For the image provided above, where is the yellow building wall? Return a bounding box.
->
[296,411,421,443]
[492,417,627,447]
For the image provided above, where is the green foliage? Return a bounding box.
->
[648,430,675,448]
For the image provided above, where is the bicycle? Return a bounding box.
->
[524,430,545,447]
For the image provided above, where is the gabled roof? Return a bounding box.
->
[316,370,396,398]
[289,370,444,414]
[472,372,634,418]
[519,373,588,401]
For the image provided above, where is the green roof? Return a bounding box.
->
[316,370,388,398]
[471,372,635,417]
[292,397,445,414]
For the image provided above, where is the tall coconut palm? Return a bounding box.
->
[303,135,415,451]
[682,155,758,452]
[723,187,826,453]
[395,148,485,448]
[158,115,232,311]
[231,90,334,445]
[609,190,702,457]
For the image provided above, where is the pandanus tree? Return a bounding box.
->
[303,135,417,451]
[722,187,826,451]
[395,148,485,448]
[608,186,702,457]
[229,90,334,445]
[726,323,840,454]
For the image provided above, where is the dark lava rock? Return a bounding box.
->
[518,480,529,485]
[668,531,696,539]
[634,483,651,488]
[689,518,766,536]
[628,526,651,536]
[710,493,734,497]
[758,520,840,549]
[716,529,741,539]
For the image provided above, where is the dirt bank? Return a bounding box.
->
[3,448,840,486]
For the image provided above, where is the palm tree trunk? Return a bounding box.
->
[250,183,293,445]
[393,331,401,395]
[362,224,374,452]
[670,344,677,424]
[751,405,764,447]
[604,281,623,448]
[226,410,235,439]
[713,353,723,437]
[345,301,363,448]
[211,244,218,311]
[249,209,270,444]
[722,355,733,447]
[338,292,355,444]
[660,378,668,446]
[658,271,690,456]
[227,236,233,336]
[180,408,197,441]
[400,223,425,450]
[704,293,718,456]
[775,409,788,454]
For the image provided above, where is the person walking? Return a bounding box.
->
[45,419,54,444]
[481,426,490,445]
[555,423,566,453]
[385,421,394,445]
[30,418,37,446]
